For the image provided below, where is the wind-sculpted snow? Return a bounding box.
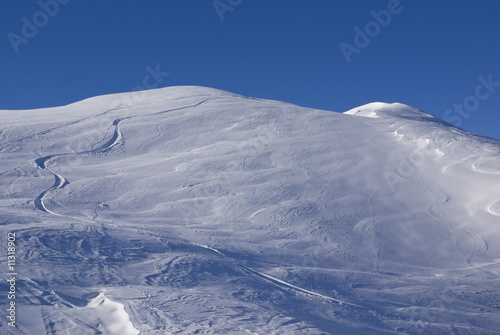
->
[1,87,500,334]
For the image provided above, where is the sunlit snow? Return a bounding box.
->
[1,86,499,334]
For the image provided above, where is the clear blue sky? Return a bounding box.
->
[1,0,499,140]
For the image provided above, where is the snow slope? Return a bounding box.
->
[1,86,499,334]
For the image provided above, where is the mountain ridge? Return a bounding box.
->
[1,86,499,334]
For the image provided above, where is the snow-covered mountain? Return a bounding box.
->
[1,86,499,334]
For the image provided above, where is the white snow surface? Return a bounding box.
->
[1,86,500,334]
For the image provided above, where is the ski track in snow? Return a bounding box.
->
[32,117,124,220]
[240,266,365,308]
[31,99,209,223]
[488,200,500,216]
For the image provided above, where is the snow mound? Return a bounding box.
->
[77,292,140,335]
[344,102,441,122]
[343,102,390,117]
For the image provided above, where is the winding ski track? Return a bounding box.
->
[32,99,209,219]
[33,118,124,217]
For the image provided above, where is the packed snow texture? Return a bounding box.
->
[1,86,500,334]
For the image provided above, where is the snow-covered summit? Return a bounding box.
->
[345,101,447,123]
[1,86,499,334]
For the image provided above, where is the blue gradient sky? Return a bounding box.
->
[1,0,499,140]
